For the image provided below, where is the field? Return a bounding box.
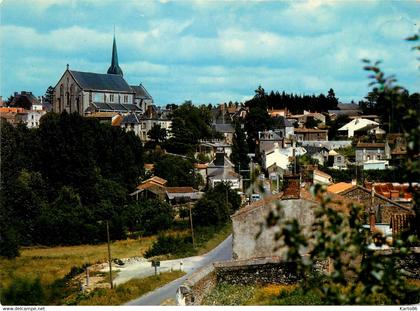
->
[0,236,156,290]
[75,270,186,305]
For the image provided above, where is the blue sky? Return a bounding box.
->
[0,0,418,105]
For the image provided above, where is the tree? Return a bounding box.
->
[123,199,174,235]
[154,154,202,188]
[230,122,249,173]
[193,182,241,227]
[147,124,167,144]
[44,86,54,108]
[166,101,213,154]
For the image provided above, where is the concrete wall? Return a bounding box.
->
[231,198,317,260]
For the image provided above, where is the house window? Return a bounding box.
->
[336,156,341,163]
[110,94,114,102]
[124,95,128,103]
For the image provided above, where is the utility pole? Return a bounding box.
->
[189,204,195,248]
[106,220,113,289]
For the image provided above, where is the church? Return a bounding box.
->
[53,35,153,115]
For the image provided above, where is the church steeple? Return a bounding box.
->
[107,35,123,76]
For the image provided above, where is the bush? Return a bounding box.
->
[144,234,191,258]
[123,199,174,235]
[1,277,46,305]
[193,182,241,227]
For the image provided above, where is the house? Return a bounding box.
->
[327,182,354,194]
[85,112,121,124]
[267,107,287,118]
[194,163,208,187]
[294,128,328,141]
[16,110,46,128]
[258,130,285,154]
[119,113,172,142]
[328,103,362,120]
[212,123,235,145]
[53,36,151,116]
[9,91,41,110]
[287,111,326,127]
[129,176,168,200]
[262,143,290,171]
[165,187,202,204]
[231,177,353,260]
[313,169,333,185]
[197,140,232,159]
[328,150,347,169]
[338,118,379,138]
[336,186,414,225]
[364,182,418,207]
[207,150,242,189]
[355,142,390,163]
[363,160,389,170]
[305,146,329,166]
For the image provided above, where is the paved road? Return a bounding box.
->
[125,234,232,306]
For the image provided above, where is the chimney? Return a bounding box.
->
[351,179,357,186]
[214,149,225,166]
[369,209,376,232]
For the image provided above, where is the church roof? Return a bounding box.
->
[131,84,153,100]
[70,70,132,92]
[107,36,123,76]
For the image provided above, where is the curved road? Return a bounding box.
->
[125,234,232,306]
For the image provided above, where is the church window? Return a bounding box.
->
[94,93,103,102]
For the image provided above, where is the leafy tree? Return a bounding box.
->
[44,86,54,107]
[147,124,167,144]
[166,101,213,154]
[193,182,241,227]
[154,154,202,188]
[244,86,273,153]
[230,122,249,173]
[1,277,46,305]
[123,199,174,235]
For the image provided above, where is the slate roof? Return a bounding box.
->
[131,84,153,100]
[273,116,293,128]
[70,70,133,92]
[91,102,142,113]
[120,113,140,125]
[304,145,328,156]
[213,123,235,133]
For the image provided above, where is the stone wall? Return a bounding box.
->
[231,198,316,260]
[177,257,327,305]
[340,187,413,223]
[177,263,216,306]
[214,257,299,285]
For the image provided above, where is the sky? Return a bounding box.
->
[0,0,418,105]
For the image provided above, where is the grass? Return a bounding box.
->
[0,237,155,294]
[147,223,232,260]
[72,270,185,305]
[203,280,420,306]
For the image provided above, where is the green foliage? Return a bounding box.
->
[196,152,211,164]
[123,199,174,235]
[203,283,256,305]
[144,234,191,258]
[263,184,419,305]
[0,112,144,250]
[154,154,202,188]
[193,182,241,227]
[147,124,167,144]
[1,277,46,305]
[230,122,249,173]
[166,101,213,154]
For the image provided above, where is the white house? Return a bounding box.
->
[338,118,379,138]
[313,169,333,185]
[262,143,290,171]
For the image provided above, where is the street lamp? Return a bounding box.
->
[98,219,113,289]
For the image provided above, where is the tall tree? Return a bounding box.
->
[230,122,249,173]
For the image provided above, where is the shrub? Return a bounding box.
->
[1,277,46,305]
[144,234,191,258]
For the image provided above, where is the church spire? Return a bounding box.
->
[107,34,123,76]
